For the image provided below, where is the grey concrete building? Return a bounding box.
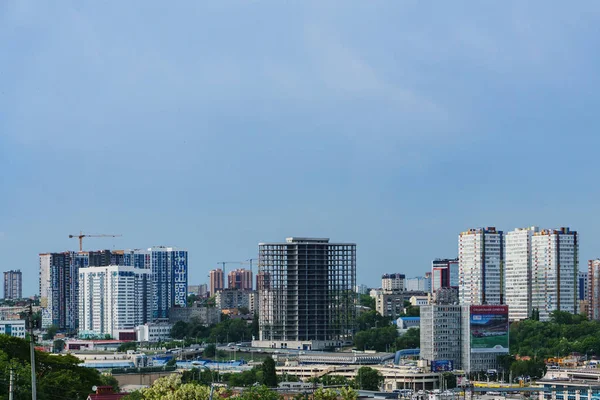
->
[168,304,221,326]
[254,237,356,350]
[3,270,22,300]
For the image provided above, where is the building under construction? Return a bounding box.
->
[254,237,356,350]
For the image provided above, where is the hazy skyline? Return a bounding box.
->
[2,1,600,295]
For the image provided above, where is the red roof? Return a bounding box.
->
[87,393,127,400]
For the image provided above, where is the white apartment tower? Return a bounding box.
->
[504,227,539,321]
[381,274,405,292]
[531,228,578,321]
[78,265,151,337]
[458,227,504,305]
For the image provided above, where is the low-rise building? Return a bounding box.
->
[168,305,221,326]
[396,317,420,335]
[0,319,26,338]
[409,296,429,306]
[135,323,172,342]
[376,291,428,319]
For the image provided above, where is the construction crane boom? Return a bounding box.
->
[68,232,123,252]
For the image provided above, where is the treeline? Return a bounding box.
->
[353,310,419,352]
[123,357,363,399]
[0,335,118,400]
[510,311,600,358]
[170,314,259,344]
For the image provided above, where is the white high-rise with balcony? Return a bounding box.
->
[531,228,578,321]
[78,265,151,337]
[504,227,539,321]
[458,227,504,305]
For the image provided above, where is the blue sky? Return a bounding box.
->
[2,2,600,296]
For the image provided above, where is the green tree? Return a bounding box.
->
[203,343,216,358]
[42,324,59,340]
[355,310,390,331]
[262,356,278,387]
[359,294,375,309]
[118,341,138,352]
[166,357,177,366]
[394,328,419,350]
[442,372,457,389]
[99,374,121,392]
[187,293,198,306]
[171,321,188,339]
[355,366,384,391]
[354,325,398,351]
[340,386,359,400]
[314,388,339,400]
[0,335,111,400]
[237,385,281,400]
[53,339,66,353]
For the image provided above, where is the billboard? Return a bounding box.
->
[470,305,509,353]
[431,360,454,372]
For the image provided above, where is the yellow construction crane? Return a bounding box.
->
[68,232,122,252]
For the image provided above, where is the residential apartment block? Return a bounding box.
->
[431,258,459,293]
[458,227,504,305]
[381,273,405,292]
[588,259,600,321]
[504,227,538,321]
[3,270,22,300]
[210,269,224,295]
[531,228,578,321]
[78,265,151,338]
[228,269,253,290]
[216,289,257,314]
[149,246,188,320]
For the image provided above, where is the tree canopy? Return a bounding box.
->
[355,366,384,391]
[0,335,114,400]
[510,311,600,358]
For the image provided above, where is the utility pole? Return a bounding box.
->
[9,368,14,400]
[27,301,37,400]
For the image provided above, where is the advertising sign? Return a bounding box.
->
[431,360,454,372]
[470,305,509,353]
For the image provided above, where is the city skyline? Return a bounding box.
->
[13,222,598,298]
[3,2,600,295]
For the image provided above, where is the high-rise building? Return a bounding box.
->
[3,270,22,300]
[504,227,538,321]
[149,246,188,320]
[255,237,356,350]
[579,270,588,302]
[39,252,88,330]
[587,259,600,321]
[381,273,405,292]
[228,268,253,290]
[458,227,504,305]
[210,269,225,295]
[355,284,369,295]
[78,265,151,337]
[431,258,459,293]
[531,228,578,321]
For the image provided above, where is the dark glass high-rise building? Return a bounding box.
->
[256,237,356,350]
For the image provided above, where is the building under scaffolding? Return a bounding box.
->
[253,237,356,350]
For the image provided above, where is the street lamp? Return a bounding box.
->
[197,365,216,400]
